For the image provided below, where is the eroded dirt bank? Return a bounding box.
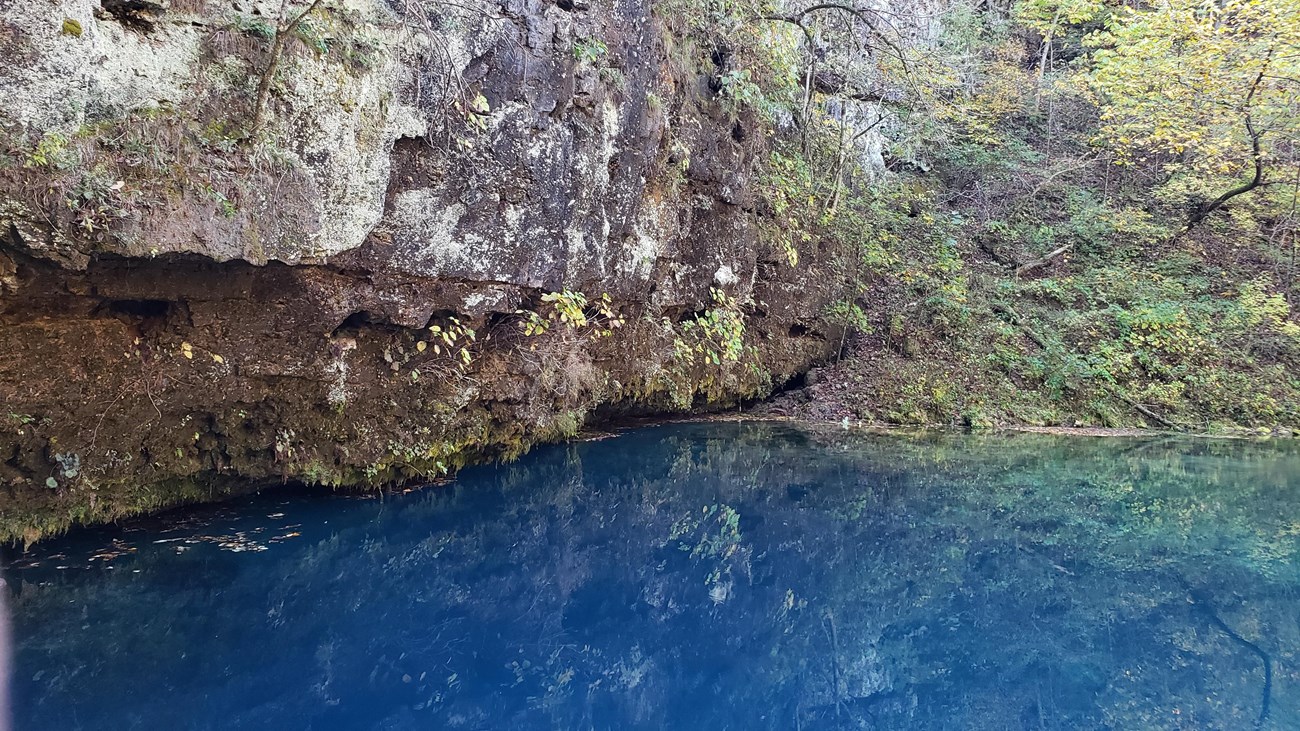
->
[0,247,837,543]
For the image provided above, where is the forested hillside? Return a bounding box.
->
[756,0,1300,431]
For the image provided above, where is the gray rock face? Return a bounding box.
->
[0,0,843,542]
[0,0,762,286]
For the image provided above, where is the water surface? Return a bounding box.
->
[6,423,1300,729]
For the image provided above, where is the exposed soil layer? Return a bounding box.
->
[0,245,837,544]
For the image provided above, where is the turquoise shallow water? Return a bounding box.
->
[5,422,1300,729]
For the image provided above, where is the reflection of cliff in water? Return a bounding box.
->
[9,423,1300,730]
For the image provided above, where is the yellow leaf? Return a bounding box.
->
[181,342,194,359]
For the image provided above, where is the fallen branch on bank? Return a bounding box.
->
[989,302,1186,430]
[1015,244,1072,278]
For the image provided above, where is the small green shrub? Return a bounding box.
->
[518,290,624,338]
[573,37,608,64]
[675,288,746,366]
[25,132,75,170]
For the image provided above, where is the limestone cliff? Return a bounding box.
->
[0,0,841,541]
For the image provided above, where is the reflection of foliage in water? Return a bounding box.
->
[669,503,746,600]
[7,424,1300,730]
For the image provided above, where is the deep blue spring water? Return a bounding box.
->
[5,422,1300,730]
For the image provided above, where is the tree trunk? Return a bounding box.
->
[1185,55,1272,229]
[248,0,324,138]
